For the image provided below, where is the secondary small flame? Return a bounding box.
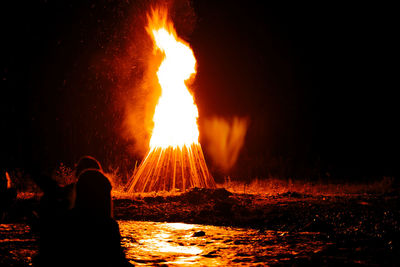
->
[5,172,12,189]
[147,8,199,149]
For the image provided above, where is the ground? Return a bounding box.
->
[1,184,399,265]
[113,188,400,265]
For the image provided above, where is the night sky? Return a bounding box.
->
[1,0,397,181]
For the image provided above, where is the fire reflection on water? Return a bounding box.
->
[118,221,326,266]
[0,224,37,266]
[140,224,202,254]
[1,221,328,266]
[120,221,205,265]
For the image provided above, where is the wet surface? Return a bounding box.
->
[2,220,397,266]
[1,190,399,265]
[0,224,37,266]
[1,221,328,266]
[119,221,326,266]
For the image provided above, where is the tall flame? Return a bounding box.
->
[147,8,199,149]
[125,7,216,193]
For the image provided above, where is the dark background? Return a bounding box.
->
[1,0,397,181]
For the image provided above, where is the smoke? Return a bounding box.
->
[202,117,249,173]
[120,50,163,157]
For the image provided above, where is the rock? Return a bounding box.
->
[213,200,234,217]
[202,250,219,258]
[210,188,233,200]
[144,195,165,203]
[192,230,205,237]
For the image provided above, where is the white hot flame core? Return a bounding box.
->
[149,28,199,149]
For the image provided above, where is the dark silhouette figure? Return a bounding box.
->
[75,155,102,178]
[36,169,131,267]
[32,156,127,266]
[67,169,131,266]
[33,155,103,229]
[64,155,103,210]
[0,172,17,221]
[0,172,8,220]
[0,172,7,194]
[33,170,71,266]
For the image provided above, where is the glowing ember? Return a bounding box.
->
[126,7,215,192]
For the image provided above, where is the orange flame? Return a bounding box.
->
[125,7,216,193]
[147,8,199,149]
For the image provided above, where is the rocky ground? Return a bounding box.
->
[114,188,399,234]
[1,187,399,265]
[114,188,400,265]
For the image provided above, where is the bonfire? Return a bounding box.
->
[125,8,216,193]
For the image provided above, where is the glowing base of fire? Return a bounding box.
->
[126,143,216,192]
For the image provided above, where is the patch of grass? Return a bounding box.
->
[7,162,397,200]
[52,163,75,186]
[112,188,186,200]
[220,176,397,196]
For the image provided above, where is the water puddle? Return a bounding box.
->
[0,224,37,266]
[1,221,327,266]
[119,221,326,265]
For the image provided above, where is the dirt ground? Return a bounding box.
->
[1,187,399,265]
[113,188,400,265]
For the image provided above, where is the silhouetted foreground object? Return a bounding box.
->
[75,155,102,178]
[74,169,113,218]
[32,167,75,266]
[32,155,102,222]
[0,172,9,220]
[36,169,132,267]
[69,170,132,266]
[33,155,102,225]
[65,155,103,210]
[0,172,17,221]
[34,157,131,266]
